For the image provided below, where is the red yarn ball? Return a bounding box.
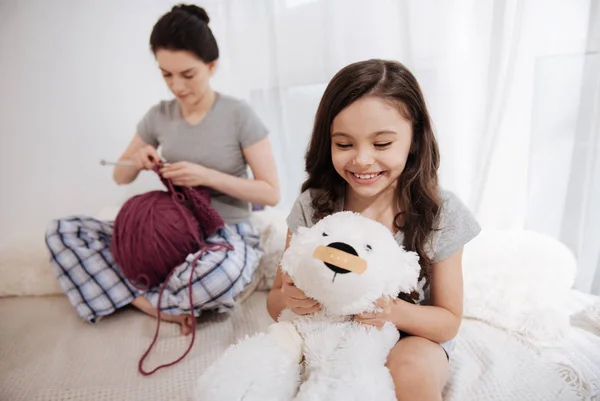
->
[111,190,201,289]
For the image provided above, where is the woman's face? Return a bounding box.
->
[155,49,216,106]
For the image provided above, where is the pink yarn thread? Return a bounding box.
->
[111,163,231,376]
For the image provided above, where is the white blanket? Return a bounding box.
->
[1,292,598,401]
[447,321,583,400]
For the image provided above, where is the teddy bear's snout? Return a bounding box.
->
[323,242,358,275]
[312,241,368,276]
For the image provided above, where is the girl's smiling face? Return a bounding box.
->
[331,96,413,199]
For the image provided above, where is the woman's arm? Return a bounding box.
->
[209,136,280,206]
[113,134,161,185]
[355,248,464,344]
[161,136,280,206]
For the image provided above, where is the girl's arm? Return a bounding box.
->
[267,229,321,320]
[267,230,292,320]
[355,248,463,344]
[161,137,280,207]
[393,249,464,343]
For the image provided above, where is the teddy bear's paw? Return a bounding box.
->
[192,332,301,401]
[293,367,397,401]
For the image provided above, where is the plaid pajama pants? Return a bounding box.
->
[45,216,262,323]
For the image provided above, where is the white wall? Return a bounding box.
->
[0,1,226,247]
[1,0,598,296]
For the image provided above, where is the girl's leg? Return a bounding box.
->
[386,336,449,401]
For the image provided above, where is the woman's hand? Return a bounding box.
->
[281,272,321,316]
[160,161,214,187]
[353,297,399,329]
[132,145,161,171]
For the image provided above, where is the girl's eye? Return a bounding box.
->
[335,143,352,149]
[183,75,195,80]
[374,142,392,149]
[162,74,172,78]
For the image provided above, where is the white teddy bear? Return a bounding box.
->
[193,211,421,401]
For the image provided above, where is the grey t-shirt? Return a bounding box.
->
[137,93,268,225]
[286,188,481,304]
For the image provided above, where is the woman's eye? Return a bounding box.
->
[335,143,352,149]
[374,142,392,149]
[183,75,195,80]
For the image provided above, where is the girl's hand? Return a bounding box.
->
[281,272,321,315]
[132,145,161,171]
[160,161,214,187]
[353,297,398,329]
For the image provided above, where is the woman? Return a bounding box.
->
[46,4,279,335]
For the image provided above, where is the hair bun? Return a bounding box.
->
[173,4,210,24]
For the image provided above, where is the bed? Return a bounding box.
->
[1,210,599,401]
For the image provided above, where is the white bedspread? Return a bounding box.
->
[1,291,599,401]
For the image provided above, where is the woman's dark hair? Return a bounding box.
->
[150,4,219,63]
[302,59,441,276]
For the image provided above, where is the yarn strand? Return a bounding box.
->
[137,242,231,376]
[111,162,230,376]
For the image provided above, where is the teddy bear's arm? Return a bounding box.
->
[294,322,398,401]
[267,321,304,363]
[193,326,302,401]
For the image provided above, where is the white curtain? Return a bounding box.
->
[204,0,600,294]
[1,0,596,294]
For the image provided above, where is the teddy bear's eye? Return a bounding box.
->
[322,232,329,237]
[365,244,372,252]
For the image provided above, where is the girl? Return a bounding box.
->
[267,59,480,401]
[46,5,279,335]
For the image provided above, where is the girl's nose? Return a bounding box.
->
[353,148,375,167]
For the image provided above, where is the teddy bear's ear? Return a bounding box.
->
[386,248,422,295]
[296,226,309,235]
[289,226,309,244]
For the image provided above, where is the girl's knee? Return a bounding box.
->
[388,353,433,384]
[386,338,449,393]
[388,355,443,401]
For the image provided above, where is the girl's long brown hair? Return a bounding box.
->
[301,59,441,279]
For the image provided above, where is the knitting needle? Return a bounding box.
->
[100,159,171,167]
[100,160,135,167]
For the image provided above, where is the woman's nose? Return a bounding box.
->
[169,77,185,93]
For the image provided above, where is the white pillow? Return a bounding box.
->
[0,208,120,298]
[462,229,577,345]
[0,238,62,297]
[581,302,600,332]
[250,209,288,291]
